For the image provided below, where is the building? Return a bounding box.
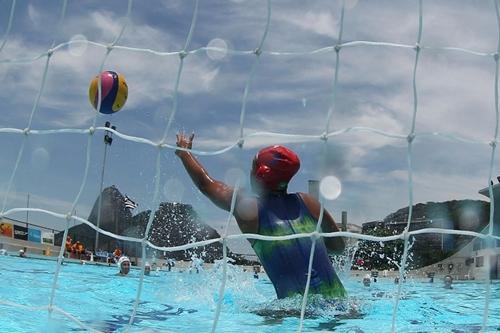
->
[409,182,500,280]
[450,182,500,280]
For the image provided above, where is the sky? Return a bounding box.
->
[0,0,499,254]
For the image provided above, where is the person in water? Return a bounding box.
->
[144,262,151,276]
[117,256,131,276]
[362,274,371,287]
[175,132,346,299]
[444,275,453,289]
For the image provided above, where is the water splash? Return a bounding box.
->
[164,258,266,312]
[332,242,359,281]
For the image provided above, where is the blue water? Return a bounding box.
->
[1,255,500,333]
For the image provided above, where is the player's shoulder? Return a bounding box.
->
[296,192,320,208]
[296,191,316,202]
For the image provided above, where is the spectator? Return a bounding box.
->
[65,236,73,257]
[113,248,122,262]
[72,241,85,259]
[167,258,175,271]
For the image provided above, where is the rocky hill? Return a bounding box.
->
[55,186,236,262]
[356,199,491,270]
[55,186,132,253]
[383,200,490,230]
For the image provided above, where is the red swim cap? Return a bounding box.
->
[251,145,300,191]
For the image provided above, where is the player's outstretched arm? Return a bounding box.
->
[175,131,234,212]
[175,132,259,234]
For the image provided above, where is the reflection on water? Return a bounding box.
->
[74,301,197,332]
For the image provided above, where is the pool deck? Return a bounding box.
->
[1,234,498,281]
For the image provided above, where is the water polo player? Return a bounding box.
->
[175,132,346,299]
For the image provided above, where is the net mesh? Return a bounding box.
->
[0,0,499,332]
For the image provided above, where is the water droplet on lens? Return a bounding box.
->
[206,38,228,61]
[319,175,342,200]
[163,178,185,203]
[68,34,88,56]
[31,147,50,172]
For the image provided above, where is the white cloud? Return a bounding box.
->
[347,167,404,184]
[90,11,124,41]
[1,0,498,231]
[274,10,339,38]
[412,170,487,203]
[27,4,41,27]
[0,188,91,227]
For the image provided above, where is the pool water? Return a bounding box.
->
[1,255,499,333]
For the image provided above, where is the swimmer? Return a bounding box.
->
[362,274,371,287]
[444,275,453,289]
[117,256,131,276]
[144,262,151,276]
[175,132,346,299]
[253,266,259,279]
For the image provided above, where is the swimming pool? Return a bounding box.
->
[1,255,499,333]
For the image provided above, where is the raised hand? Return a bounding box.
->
[175,131,195,155]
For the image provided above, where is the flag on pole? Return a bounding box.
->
[124,195,138,210]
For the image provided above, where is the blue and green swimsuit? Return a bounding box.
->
[251,193,346,299]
